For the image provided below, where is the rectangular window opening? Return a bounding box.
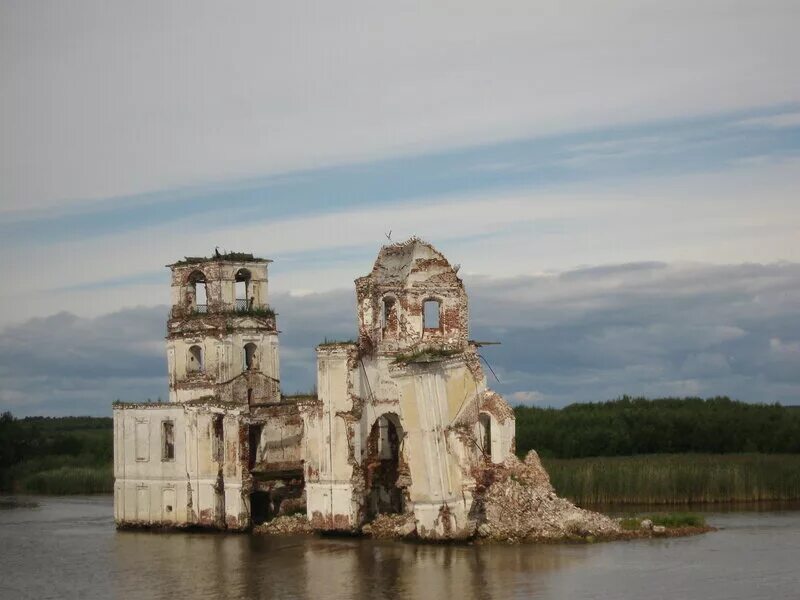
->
[423,300,441,329]
[162,421,175,461]
[381,298,396,331]
[213,415,224,463]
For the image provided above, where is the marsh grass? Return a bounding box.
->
[543,453,800,505]
[20,466,112,494]
[618,513,706,530]
[4,453,113,495]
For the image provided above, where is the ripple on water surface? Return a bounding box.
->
[1,496,799,600]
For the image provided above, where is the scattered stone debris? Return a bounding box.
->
[253,514,313,536]
[362,513,417,539]
[615,514,715,540]
[476,451,621,543]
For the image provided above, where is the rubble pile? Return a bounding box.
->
[477,451,621,542]
[361,513,417,539]
[253,514,313,536]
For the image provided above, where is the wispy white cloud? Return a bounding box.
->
[2,156,798,327]
[2,0,799,213]
[737,111,800,129]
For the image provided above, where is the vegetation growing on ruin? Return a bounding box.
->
[392,347,462,364]
[171,251,265,265]
[317,338,357,347]
[233,306,276,318]
[181,306,276,319]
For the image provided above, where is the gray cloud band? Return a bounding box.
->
[1,261,798,415]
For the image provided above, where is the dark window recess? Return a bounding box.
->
[188,345,203,372]
[382,297,396,331]
[162,421,175,461]
[250,492,270,526]
[244,343,257,370]
[479,413,492,460]
[213,416,224,463]
[248,424,262,470]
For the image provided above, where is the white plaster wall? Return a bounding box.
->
[305,348,359,528]
[114,404,249,530]
[114,405,190,526]
[402,369,470,535]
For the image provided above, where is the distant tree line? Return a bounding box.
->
[515,396,800,458]
[3,397,800,492]
[0,412,112,491]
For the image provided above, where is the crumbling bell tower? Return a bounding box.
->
[114,251,305,532]
[166,254,280,405]
[305,238,515,540]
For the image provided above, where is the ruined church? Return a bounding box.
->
[113,238,515,539]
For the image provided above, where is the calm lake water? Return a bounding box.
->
[1,496,798,599]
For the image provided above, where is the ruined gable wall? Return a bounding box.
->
[355,239,469,353]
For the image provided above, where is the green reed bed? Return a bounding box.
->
[3,454,113,495]
[542,453,800,505]
[618,513,706,530]
[18,465,113,495]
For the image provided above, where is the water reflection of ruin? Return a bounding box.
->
[113,238,515,540]
[111,532,584,600]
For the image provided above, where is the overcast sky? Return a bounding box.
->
[1,1,798,415]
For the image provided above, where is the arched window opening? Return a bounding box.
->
[381,297,397,335]
[188,271,208,313]
[423,299,441,330]
[188,345,204,373]
[244,342,257,371]
[235,268,252,311]
[479,413,492,460]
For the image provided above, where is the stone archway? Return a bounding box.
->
[364,413,407,519]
